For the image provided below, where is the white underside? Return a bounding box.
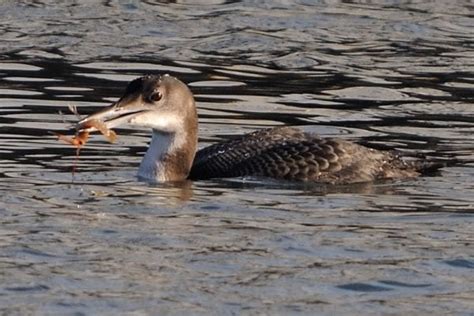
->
[132,112,187,182]
[137,130,183,182]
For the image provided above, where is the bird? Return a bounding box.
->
[77,74,441,184]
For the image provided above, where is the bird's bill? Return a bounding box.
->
[76,96,148,133]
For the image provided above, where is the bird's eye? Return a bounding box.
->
[149,91,162,102]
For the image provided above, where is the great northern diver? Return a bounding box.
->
[77,74,440,183]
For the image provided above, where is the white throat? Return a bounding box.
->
[137,130,185,182]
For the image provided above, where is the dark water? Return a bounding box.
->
[1,1,474,314]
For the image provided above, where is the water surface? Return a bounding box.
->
[1,1,473,314]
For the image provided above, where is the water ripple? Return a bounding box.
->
[0,1,473,315]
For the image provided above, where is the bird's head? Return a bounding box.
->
[78,74,197,134]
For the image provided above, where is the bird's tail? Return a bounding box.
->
[414,161,446,175]
[411,158,463,175]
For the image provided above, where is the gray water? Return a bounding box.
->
[1,1,474,315]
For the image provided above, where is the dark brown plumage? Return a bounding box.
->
[189,126,433,184]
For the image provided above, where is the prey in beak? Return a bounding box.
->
[68,96,146,147]
[56,76,156,150]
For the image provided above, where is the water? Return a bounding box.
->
[1,0,473,314]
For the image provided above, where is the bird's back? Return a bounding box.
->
[189,127,436,184]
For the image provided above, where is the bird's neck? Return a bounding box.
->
[137,127,197,182]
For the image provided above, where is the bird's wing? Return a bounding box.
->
[189,127,354,181]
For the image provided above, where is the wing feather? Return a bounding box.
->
[189,127,442,183]
[190,127,351,181]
